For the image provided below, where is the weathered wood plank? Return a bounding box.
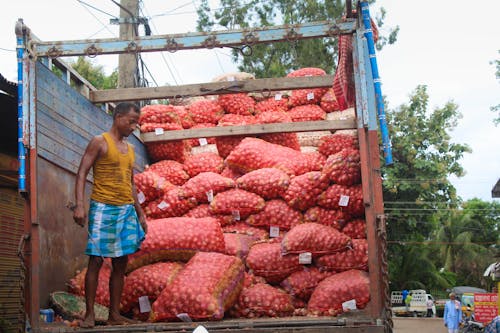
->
[90,75,335,103]
[142,119,355,142]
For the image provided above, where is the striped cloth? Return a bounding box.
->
[85,200,145,258]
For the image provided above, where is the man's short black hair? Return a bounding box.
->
[113,102,140,119]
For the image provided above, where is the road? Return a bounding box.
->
[393,317,447,333]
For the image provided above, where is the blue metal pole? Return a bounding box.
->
[16,20,26,191]
[360,2,393,165]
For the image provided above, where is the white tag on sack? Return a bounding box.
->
[269,226,280,238]
[206,190,214,203]
[342,299,357,311]
[158,201,169,210]
[137,191,146,204]
[232,210,241,221]
[339,195,350,207]
[138,296,151,313]
[154,128,164,135]
[193,326,209,333]
[299,252,312,265]
[176,313,193,322]
[307,92,315,100]
[199,138,208,146]
[274,93,282,101]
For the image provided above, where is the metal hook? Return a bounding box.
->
[165,38,179,53]
[47,46,62,59]
[86,44,99,58]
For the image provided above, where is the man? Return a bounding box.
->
[73,102,147,328]
[426,296,434,317]
[443,293,462,333]
[405,292,413,312]
[402,289,409,306]
[485,315,500,333]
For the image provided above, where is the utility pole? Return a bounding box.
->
[117,0,139,88]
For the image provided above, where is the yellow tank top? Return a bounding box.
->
[91,132,135,205]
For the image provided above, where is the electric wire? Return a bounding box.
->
[77,0,117,18]
[77,0,116,37]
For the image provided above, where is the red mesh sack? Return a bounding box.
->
[246,200,303,230]
[147,160,189,186]
[179,172,235,203]
[280,267,332,301]
[288,105,326,122]
[139,122,182,133]
[318,134,359,157]
[223,222,269,241]
[315,239,368,272]
[217,114,256,126]
[151,252,245,321]
[68,264,112,307]
[183,152,224,178]
[236,168,290,199]
[255,111,291,124]
[243,272,267,288]
[322,148,361,186]
[183,205,234,227]
[232,283,294,318]
[282,171,329,211]
[187,99,224,124]
[226,137,311,176]
[218,93,256,115]
[134,171,175,205]
[146,140,191,163]
[287,68,328,107]
[189,123,216,146]
[259,133,301,151]
[281,223,351,256]
[317,184,364,217]
[139,105,181,125]
[246,242,301,283]
[171,105,195,129]
[144,188,197,219]
[127,217,225,272]
[215,115,255,158]
[303,151,327,171]
[221,166,243,180]
[209,189,265,218]
[224,233,259,261]
[121,262,184,313]
[288,68,326,77]
[320,88,340,112]
[342,219,367,239]
[308,270,370,316]
[255,97,289,113]
[303,207,350,230]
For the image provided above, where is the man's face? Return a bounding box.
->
[450,294,456,300]
[116,110,139,137]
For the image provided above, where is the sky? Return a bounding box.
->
[0,0,498,202]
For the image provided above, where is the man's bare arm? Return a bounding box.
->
[73,136,103,226]
[131,173,147,233]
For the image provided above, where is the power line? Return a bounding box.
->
[77,0,117,18]
[77,0,116,37]
[140,1,180,85]
[0,47,15,52]
[387,240,497,245]
[214,50,226,73]
[149,1,194,17]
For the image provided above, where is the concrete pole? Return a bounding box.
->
[118,0,138,88]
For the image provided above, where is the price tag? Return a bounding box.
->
[137,191,146,204]
[154,128,164,135]
[206,189,214,203]
[158,201,170,210]
[193,326,209,333]
[199,138,208,146]
[274,93,282,101]
[227,76,236,82]
[269,226,280,238]
[307,92,315,100]
[176,313,193,322]
[342,299,357,311]
[232,210,241,221]
[299,252,312,265]
[339,195,350,207]
[157,177,166,189]
[138,296,151,313]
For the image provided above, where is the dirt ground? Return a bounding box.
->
[393,317,447,333]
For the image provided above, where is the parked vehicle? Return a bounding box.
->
[391,290,436,317]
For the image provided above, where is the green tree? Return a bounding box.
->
[461,198,500,245]
[196,0,398,77]
[70,56,118,90]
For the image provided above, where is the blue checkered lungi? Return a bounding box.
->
[85,200,145,258]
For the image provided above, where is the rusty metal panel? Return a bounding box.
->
[0,188,24,333]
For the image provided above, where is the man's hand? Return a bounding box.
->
[138,212,148,234]
[73,204,87,227]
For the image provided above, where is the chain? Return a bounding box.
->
[17,234,30,333]
[377,214,393,333]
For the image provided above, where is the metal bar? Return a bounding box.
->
[352,33,368,128]
[29,60,36,149]
[15,20,26,192]
[360,2,393,165]
[141,118,356,142]
[90,75,335,103]
[32,20,356,58]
